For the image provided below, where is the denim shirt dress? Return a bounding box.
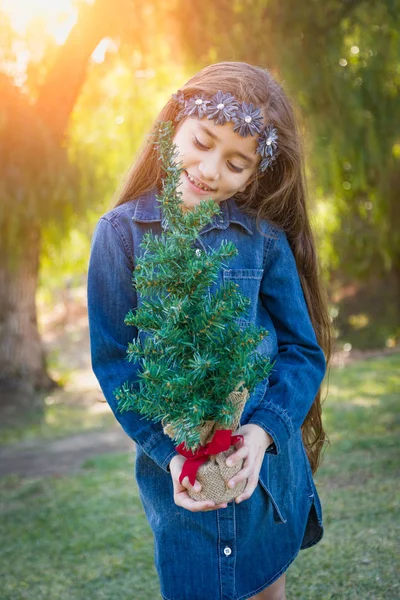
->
[87,189,327,600]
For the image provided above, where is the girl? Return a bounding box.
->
[87,62,331,600]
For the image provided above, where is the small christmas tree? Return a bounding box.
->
[115,121,273,453]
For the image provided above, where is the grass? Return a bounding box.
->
[289,354,400,599]
[0,453,161,600]
[0,354,399,599]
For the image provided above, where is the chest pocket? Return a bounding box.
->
[222,268,263,322]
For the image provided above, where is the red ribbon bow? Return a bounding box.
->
[176,429,244,486]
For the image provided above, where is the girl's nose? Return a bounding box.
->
[199,161,220,182]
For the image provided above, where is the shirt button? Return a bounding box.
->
[224,546,232,556]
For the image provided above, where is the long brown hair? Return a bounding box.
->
[115,62,332,473]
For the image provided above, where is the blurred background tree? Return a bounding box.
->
[0,0,183,407]
[173,0,400,347]
[0,0,399,412]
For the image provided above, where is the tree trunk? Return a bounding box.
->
[0,0,135,415]
[0,223,55,411]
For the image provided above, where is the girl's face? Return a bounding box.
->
[172,116,260,211]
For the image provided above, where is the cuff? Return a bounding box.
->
[247,401,294,455]
[141,429,179,473]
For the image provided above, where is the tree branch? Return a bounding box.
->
[35,0,135,141]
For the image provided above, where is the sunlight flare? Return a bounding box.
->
[0,0,77,42]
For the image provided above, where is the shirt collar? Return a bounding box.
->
[131,188,254,236]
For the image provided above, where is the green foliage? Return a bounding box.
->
[37,57,190,288]
[330,274,400,350]
[0,73,78,260]
[175,0,400,279]
[288,1,400,278]
[0,8,77,242]
[67,56,189,218]
[115,122,272,450]
[0,4,188,264]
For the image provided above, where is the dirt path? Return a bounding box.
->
[0,428,134,478]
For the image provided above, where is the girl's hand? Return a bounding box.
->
[225,424,273,504]
[169,454,228,512]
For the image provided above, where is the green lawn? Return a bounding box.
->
[0,354,399,599]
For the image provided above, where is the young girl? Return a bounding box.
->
[87,62,331,600]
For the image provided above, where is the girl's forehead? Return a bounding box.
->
[185,117,259,157]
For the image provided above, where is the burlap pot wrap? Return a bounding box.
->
[163,385,249,504]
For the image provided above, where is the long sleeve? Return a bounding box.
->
[87,217,178,472]
[247,229,326,454]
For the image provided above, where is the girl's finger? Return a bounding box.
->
[203,502,228,511]
[174,489,229,512]
[234,471,260,501]
[227,464,254,489]
[235,481,257,503]
[180,475,202,493]
[232,473,253,501]
[226,445,249,467]
[233,435,245,449]
[226,455,255,487]
[175,491,218,512]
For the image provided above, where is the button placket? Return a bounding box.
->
[217,501,236,600]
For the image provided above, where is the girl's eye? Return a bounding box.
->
[193,135,244,173]
[228,161,244,174]
[193,136,209,150]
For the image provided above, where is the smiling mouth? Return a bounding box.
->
[185,170,215,192]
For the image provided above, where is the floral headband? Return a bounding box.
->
[172,90,279,172]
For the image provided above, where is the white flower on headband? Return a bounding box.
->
[179,95,210,120]
[206,91,239,126]
[232,102,264,137]
[257,125,279,172]
[172,90,185,107]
